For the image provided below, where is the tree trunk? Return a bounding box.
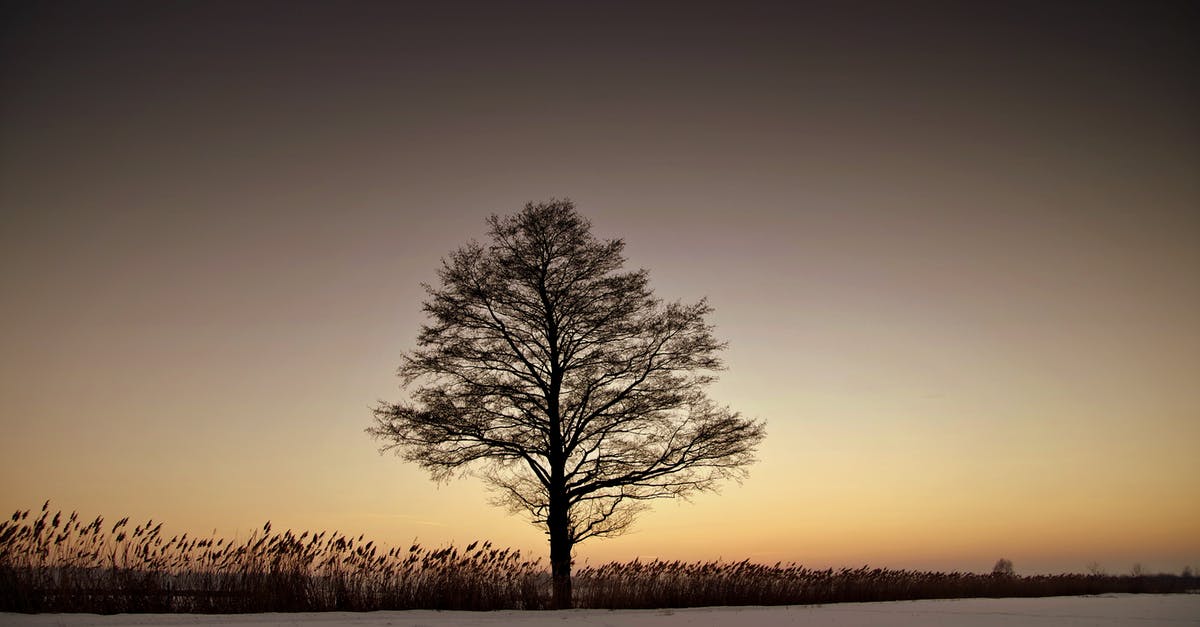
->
[548,495,573,609]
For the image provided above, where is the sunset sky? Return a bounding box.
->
[2,1,1197,575]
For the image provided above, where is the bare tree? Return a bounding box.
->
[991,558,1014,577]
[369,200,765,608]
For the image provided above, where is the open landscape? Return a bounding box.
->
[3,2,1197,624]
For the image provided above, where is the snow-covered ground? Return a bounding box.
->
[3,594,1197,626]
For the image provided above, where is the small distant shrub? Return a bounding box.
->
[992,558,1014,577]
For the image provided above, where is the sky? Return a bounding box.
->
[1,0,1197,576]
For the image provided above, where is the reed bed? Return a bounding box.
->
[572,560,1197,608]
[3,503,1195,613]
[1,502,546,613]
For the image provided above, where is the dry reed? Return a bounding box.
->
[2,502,1195,613]
[1,502,545,612]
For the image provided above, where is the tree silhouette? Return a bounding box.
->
[369,200,765,608]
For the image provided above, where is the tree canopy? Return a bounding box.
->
[370,199,765,607]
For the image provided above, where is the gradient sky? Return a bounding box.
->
[2,1,1197,575]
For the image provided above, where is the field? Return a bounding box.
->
[3,596,1200,626]
[3,504,1196,614]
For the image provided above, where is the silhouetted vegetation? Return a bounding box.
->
[3,504,1196,614]
[572,559,1198,608]
[1,503,543,613]
[371,200,765,608]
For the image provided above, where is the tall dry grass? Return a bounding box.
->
[3,502,1196,613]
[572,559,1197,608]
[1,502,545,612]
